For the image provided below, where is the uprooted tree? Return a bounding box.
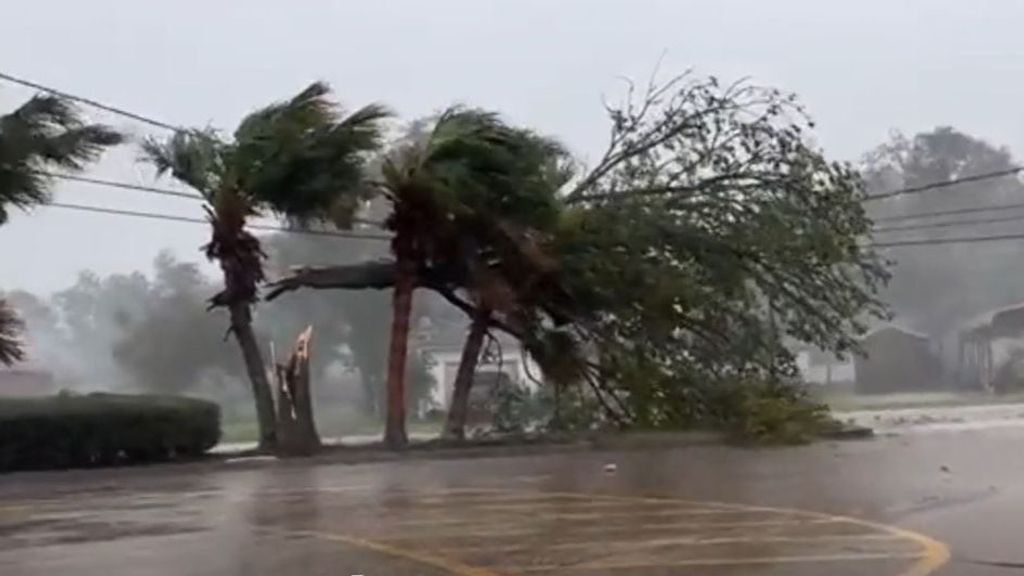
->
[268,70,890,442]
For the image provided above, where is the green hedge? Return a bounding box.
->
[0,393,221,471]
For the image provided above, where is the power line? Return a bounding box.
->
[8,68,1024,210]
[870,232,1024,249]
[9,69,1024,236]
[0,70,187,133]
[873,213,1024,234]
[863,167,1024,202]
[38,170,385,226]
[38,170,203,200]
[45,202,393,241]
[872,200,1024,223]
[37,198,1024,250]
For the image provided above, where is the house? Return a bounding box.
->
[958,301,1024,392]
[416,318,540,410]
[854,326,942,394]
[794,347,855,386]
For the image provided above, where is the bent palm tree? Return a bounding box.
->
[374,110,572,446]
[0,95,122,364]
[142,83,387,450]
[438,131,574,440]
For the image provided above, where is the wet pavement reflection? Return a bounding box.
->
[6,426,1023,575]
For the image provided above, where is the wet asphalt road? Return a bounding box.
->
[2,425,1024,575]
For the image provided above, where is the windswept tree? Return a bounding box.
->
[0,95,122,364]
[371,110,580,447]
[530,72,890,425]
[142,82,388,450]
[268,70,890,437]
[268,110,571,446]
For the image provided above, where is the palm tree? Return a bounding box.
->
[437,131,574,440]
[374,110,572,446]
[142,83,388,450]
[0,95,122,364]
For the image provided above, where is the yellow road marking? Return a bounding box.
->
[0,506,30,523]
[470,500,718,512]
[254,485,949,576]
[515,551,926,572]
[275,528,501,576]
[375,516,842,543]
[498,489,950,576]
[383,505,736,528]
[441,532,907,555]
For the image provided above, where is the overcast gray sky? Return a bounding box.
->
[2,0,1023,294]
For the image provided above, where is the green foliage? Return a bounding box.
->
[0,95,122,223]
[503,73,890,427]
[531,384,604,433]
[0,393,220,471]
[489,377,532,434]
[0,299,24,366]
[703,378,831,444]
[141,83,389,309]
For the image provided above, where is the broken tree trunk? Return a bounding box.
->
[274,326,321,456]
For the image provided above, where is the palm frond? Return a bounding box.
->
[1,95,76,134]
[235,85,390,222]
[139,129,224,196]
[234,81,336,146]
[0,299,25,367]
[0,165,48,224]
[0,95,123,222]
[37,125,123,169]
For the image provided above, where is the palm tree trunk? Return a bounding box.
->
[229,302,277,451]
[443,310,489,440]
[384,256,415,449]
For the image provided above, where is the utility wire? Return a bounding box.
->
[37,198,1024,250]
[863,167,1024,202]
[873,213,1024,234]
[4,70,1024,207]
[44,168,1024,236]
[39,170,1024,247]
[872,200,1024,223]
[45,202,393,241]
[870,232,1024,249]
[0,71,187,133]
[38,170,202,200]
[37,170,385,226]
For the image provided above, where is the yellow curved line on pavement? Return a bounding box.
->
[504,489,951,576]
[280,528,502,576]
[268,486,950,576]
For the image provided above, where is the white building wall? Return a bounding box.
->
[796,350,855,385]
[426,348,540,409]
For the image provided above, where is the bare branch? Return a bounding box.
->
[264,260,398,300]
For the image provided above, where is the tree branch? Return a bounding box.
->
[264,259,398,301]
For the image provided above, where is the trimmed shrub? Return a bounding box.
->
[0,392,220,471]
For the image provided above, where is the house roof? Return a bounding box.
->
[962,301,1024,339]
[862,324,930,341]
